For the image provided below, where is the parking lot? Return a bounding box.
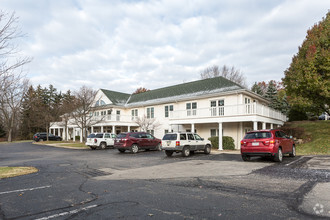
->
[0,142,329,219]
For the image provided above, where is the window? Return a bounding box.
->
[210,129,217,137]
[187,133,195,140]
[131,109,138,120]
[163,134,177,140]
[193,134,202,140]
[116,110,120,121]
[210,99,224,116]
[186,102,197,116]
[101,111,106,116]
[164,129,169,134]
[180,134,187,140]
[147,130,154,135]
[147,107,154,118]
[165,105,174,117]
[107,110,112,115]
[104,134,110,138]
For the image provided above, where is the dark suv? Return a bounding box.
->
[33,133,62,142]
[240,129,295,162]
[114,132,161,153]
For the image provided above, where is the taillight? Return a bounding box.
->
[240,141,246,146]
[94,138,97,143]
[270,140,275,144]
[264,139,275,146]
[176,141,180,146]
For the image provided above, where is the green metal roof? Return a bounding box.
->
[100,89,130,105]
[127,76,243,105]
[101,76,244,107]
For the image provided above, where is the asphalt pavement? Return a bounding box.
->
[0,142,329,219]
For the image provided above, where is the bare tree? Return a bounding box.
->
[70,86,104,142]
[135,115,160,132]
[0,11,31,141]
[200,65,247,88]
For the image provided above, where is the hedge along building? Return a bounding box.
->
[50,76,287,150]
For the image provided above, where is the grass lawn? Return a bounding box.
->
[0,140,33,145]
[286,121,330,155]
[34,141,88,148]
[0,167,38,179]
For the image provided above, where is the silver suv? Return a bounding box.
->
[85,133,116,150]
[161,132,212,157]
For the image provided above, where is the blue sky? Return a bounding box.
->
[1,0,329,93]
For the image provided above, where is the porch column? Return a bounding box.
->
[218,122,223,151]
[128,126,131,132]
[66,127,69,141]
[73,128,76,142]
[169,125,172,133]
[270,124,274,129]
[58,128,60,137]
[91,126,94,133]
[62,128,65,140]
[101,126,104,133]
[80,129,83,143]
[112,125,115,134]
[253,121,258,130]
[239,122,243,149]
[191,123,195,133]
[262,122,266,130]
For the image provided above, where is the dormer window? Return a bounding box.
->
[95,100,106,107]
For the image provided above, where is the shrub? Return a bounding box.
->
[75,136,80,141]
[208,136,235,150]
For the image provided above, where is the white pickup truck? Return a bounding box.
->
[85,133,116,150]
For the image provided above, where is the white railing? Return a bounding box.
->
[92,114,133,122]
[169,103,287,121]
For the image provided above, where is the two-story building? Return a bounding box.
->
[50,76,287,149]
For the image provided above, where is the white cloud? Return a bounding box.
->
[1,0,329,93]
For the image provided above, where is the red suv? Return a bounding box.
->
[114,132,162,153]
[240,129,295,162]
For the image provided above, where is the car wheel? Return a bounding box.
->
[155,143,162,151]
[241,154,250,161]
[100,142,107,149]
[204,145,211,155]
[289,145,296,157]
[90,146,97,150]
[131,144,139,154]
[165,150,173,157]
[182,146,190,157]
[274,148,283,162]
[118,149,125,153]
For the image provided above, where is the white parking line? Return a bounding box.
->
[35,205,98,220]
[0,185,51,195]
[285,156,304,166]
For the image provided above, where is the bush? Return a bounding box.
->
[208,136,235,150]
[75,136,80,141]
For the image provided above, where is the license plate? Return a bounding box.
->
[167,141,171,146]
[252,142,259,146]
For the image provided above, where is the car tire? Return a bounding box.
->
[155,143,161,151]
[131,144,139,154]
[90,146,97,150]
[100,142,107,149]
[289,145,296,157]
[274,148,283,162]
[204,145,211,155]
[182,146,190,157]
[165,150,173,157]
[118,149,125,153]
[241,154,250,161]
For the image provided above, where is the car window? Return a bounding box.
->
[141,134,148,138]
[146,134,154,139]
[87,134,96,138]
[193,134,202,140]
[180,134,187,140]
[275,131,283,138]
[163,134,177,140]
[49,134,55,137]
[104,134,110,138]
[280,131,288,138]
[117,133,127,138]
[187,134,195,140]
[244,132,271,139]
[112,134,116,138]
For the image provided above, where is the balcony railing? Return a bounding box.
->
[169,103,287,121]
